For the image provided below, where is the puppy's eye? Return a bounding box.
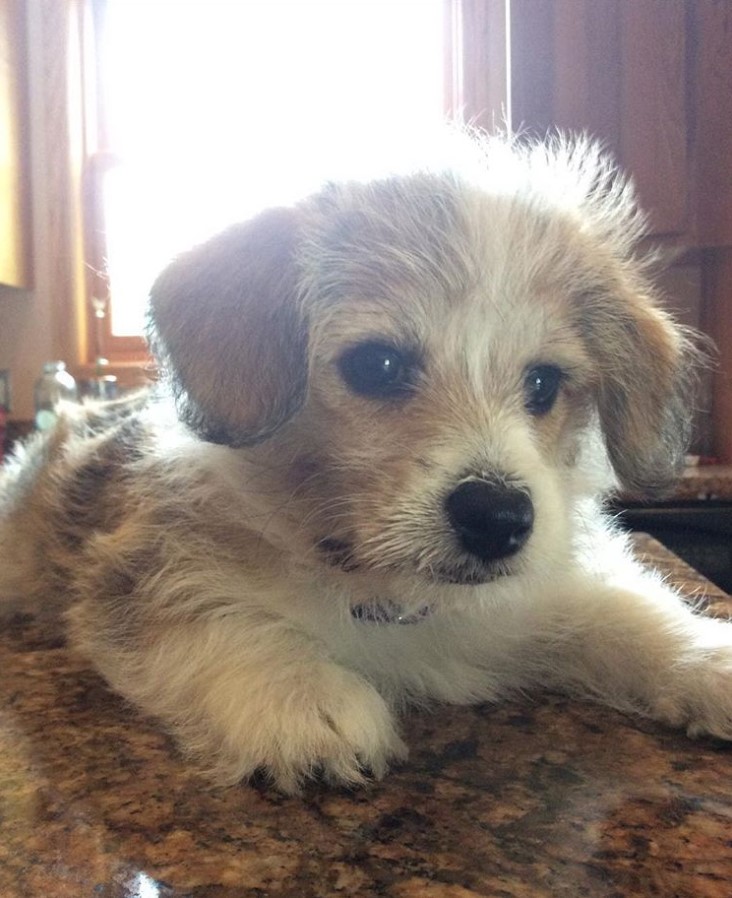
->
[338,342,412,399]
[524,364,563,415]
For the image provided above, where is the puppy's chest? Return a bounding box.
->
[278,569,444,653]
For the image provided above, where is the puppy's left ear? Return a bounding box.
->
[582,288,696,495]
[147,207,307,446]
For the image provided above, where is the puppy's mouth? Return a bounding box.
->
[316,536,513,586]
[427,562,507,586]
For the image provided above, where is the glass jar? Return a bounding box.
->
[33,361,78,431]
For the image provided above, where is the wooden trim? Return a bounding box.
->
[36,0,89,368]
[0,0,33,288]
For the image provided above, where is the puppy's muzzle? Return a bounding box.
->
[445,479,534,563]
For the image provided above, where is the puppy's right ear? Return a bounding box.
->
[147,207,307,446]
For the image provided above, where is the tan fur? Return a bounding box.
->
[0,132,725,794]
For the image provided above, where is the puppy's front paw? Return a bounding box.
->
[652,647,732,742]
[196,663,407,793]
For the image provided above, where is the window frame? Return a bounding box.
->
[82,0,150,368]
[81,0,508,367]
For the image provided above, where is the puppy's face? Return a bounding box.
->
[284,185,594,586]
[149,139,694,589]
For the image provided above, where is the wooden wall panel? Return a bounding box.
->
[618,1,688,237]
[551,0,621,156]
[694,0,732,246]
[445,0,507,131]
[510,0,689,237]
[702,249,732,463]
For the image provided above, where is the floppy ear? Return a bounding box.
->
[581,289,695,495]
[147,207,307,446]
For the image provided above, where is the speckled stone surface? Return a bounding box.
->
[674,465,732,501]
[1,535,732,898]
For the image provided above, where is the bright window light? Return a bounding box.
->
[98,0,446,336]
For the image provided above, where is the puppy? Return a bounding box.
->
[1,132,728,793]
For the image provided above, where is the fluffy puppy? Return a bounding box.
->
[0,133,728,793]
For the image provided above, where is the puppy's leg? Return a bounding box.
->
[540,570,732,740]
[69,601,406,793]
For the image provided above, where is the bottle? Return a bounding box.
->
[90,357,118,401]
[33,361,78,431]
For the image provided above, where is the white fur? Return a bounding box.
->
[1,132,728,794]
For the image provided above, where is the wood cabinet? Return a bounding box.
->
[694,2,732,248]
[511,0,690,238]
[508,0,732,247]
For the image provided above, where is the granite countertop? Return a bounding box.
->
[617,464,732,503]
[674,464,732,501]
[1,535,731,898]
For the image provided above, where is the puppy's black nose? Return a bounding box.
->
[445,480,534,563]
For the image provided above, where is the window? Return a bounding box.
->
[85,0,448,360]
